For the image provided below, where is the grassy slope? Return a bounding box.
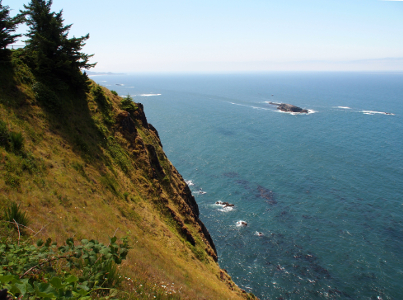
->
[0,52,256,299]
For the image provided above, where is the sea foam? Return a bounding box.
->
[138,93,161,97]
[185,180,194,186]
[361,110,394,115]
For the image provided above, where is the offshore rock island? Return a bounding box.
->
[268,101,309,113]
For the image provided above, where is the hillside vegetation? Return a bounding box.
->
[0,49,257,299]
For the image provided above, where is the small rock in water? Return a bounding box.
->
[268,102,308,113]
[216,201,234,208]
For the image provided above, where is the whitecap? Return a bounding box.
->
[185,180,194,186]
[277,110,314,115]
[197,188,207,195]
[361,110,394,115]
[252,106,270,111]
[139,93,161,97]
[236,220,248,227]
[335,106,351,109]
[219,206,234,212]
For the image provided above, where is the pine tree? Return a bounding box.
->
[0,0,23,50]
[21,0,95,85]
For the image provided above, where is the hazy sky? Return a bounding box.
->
[6,0,403,73]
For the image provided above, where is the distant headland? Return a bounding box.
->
[86,71,127,76]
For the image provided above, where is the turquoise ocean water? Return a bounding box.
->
[93,72,403,299]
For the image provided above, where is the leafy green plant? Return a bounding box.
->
[110,90,118,96]
[0,236,129,299]
[120,95,138,112]
[4,202,29,229]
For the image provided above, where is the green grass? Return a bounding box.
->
[0,50,255,300]
[4,201,29,229]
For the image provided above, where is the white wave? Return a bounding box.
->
[219,206,234,212]
[231,102,271,110]
[252,106,270,111]
[255,231,264,236]
[278,110,315,115]
[361,110,394,115]
[335,106,351,109]
[230,102,249,107]
[197,188,207,195]
[236,220,248,227]
[139,93,161,97]
[185,180,194,186]
[215,201,234,212]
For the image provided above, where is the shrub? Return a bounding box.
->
[0,236,129,299]
[0,120,24,152]
[4,202,29,229]
[120,95,138,112]
[9,131,23,152]
[32,81,61,110]
[92,85,110,109]
[110,90,118,96]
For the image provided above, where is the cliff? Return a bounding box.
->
[0,51,256,299]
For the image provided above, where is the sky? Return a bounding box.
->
[5,0,403,73]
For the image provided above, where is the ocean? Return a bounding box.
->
[92,72,403,299]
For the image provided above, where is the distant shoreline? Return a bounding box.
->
[86,71,126,76]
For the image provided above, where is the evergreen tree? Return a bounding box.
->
[0,0,23,50]
[21,0,95,85]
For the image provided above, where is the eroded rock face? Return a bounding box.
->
[146,144,165,178]
[118,101,218,262]
[269,102,308,113]
[132,103,149,127]
[116,111,137,134]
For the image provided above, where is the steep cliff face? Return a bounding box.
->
[118,103,218,261]
[0,54,256,299]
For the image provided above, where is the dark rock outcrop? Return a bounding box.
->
[132,103,149,127]
[269,102,308,113]
[148,123,163,148]
[216,201,235,208]
[146,144,164,177]
[116,111,137,135]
